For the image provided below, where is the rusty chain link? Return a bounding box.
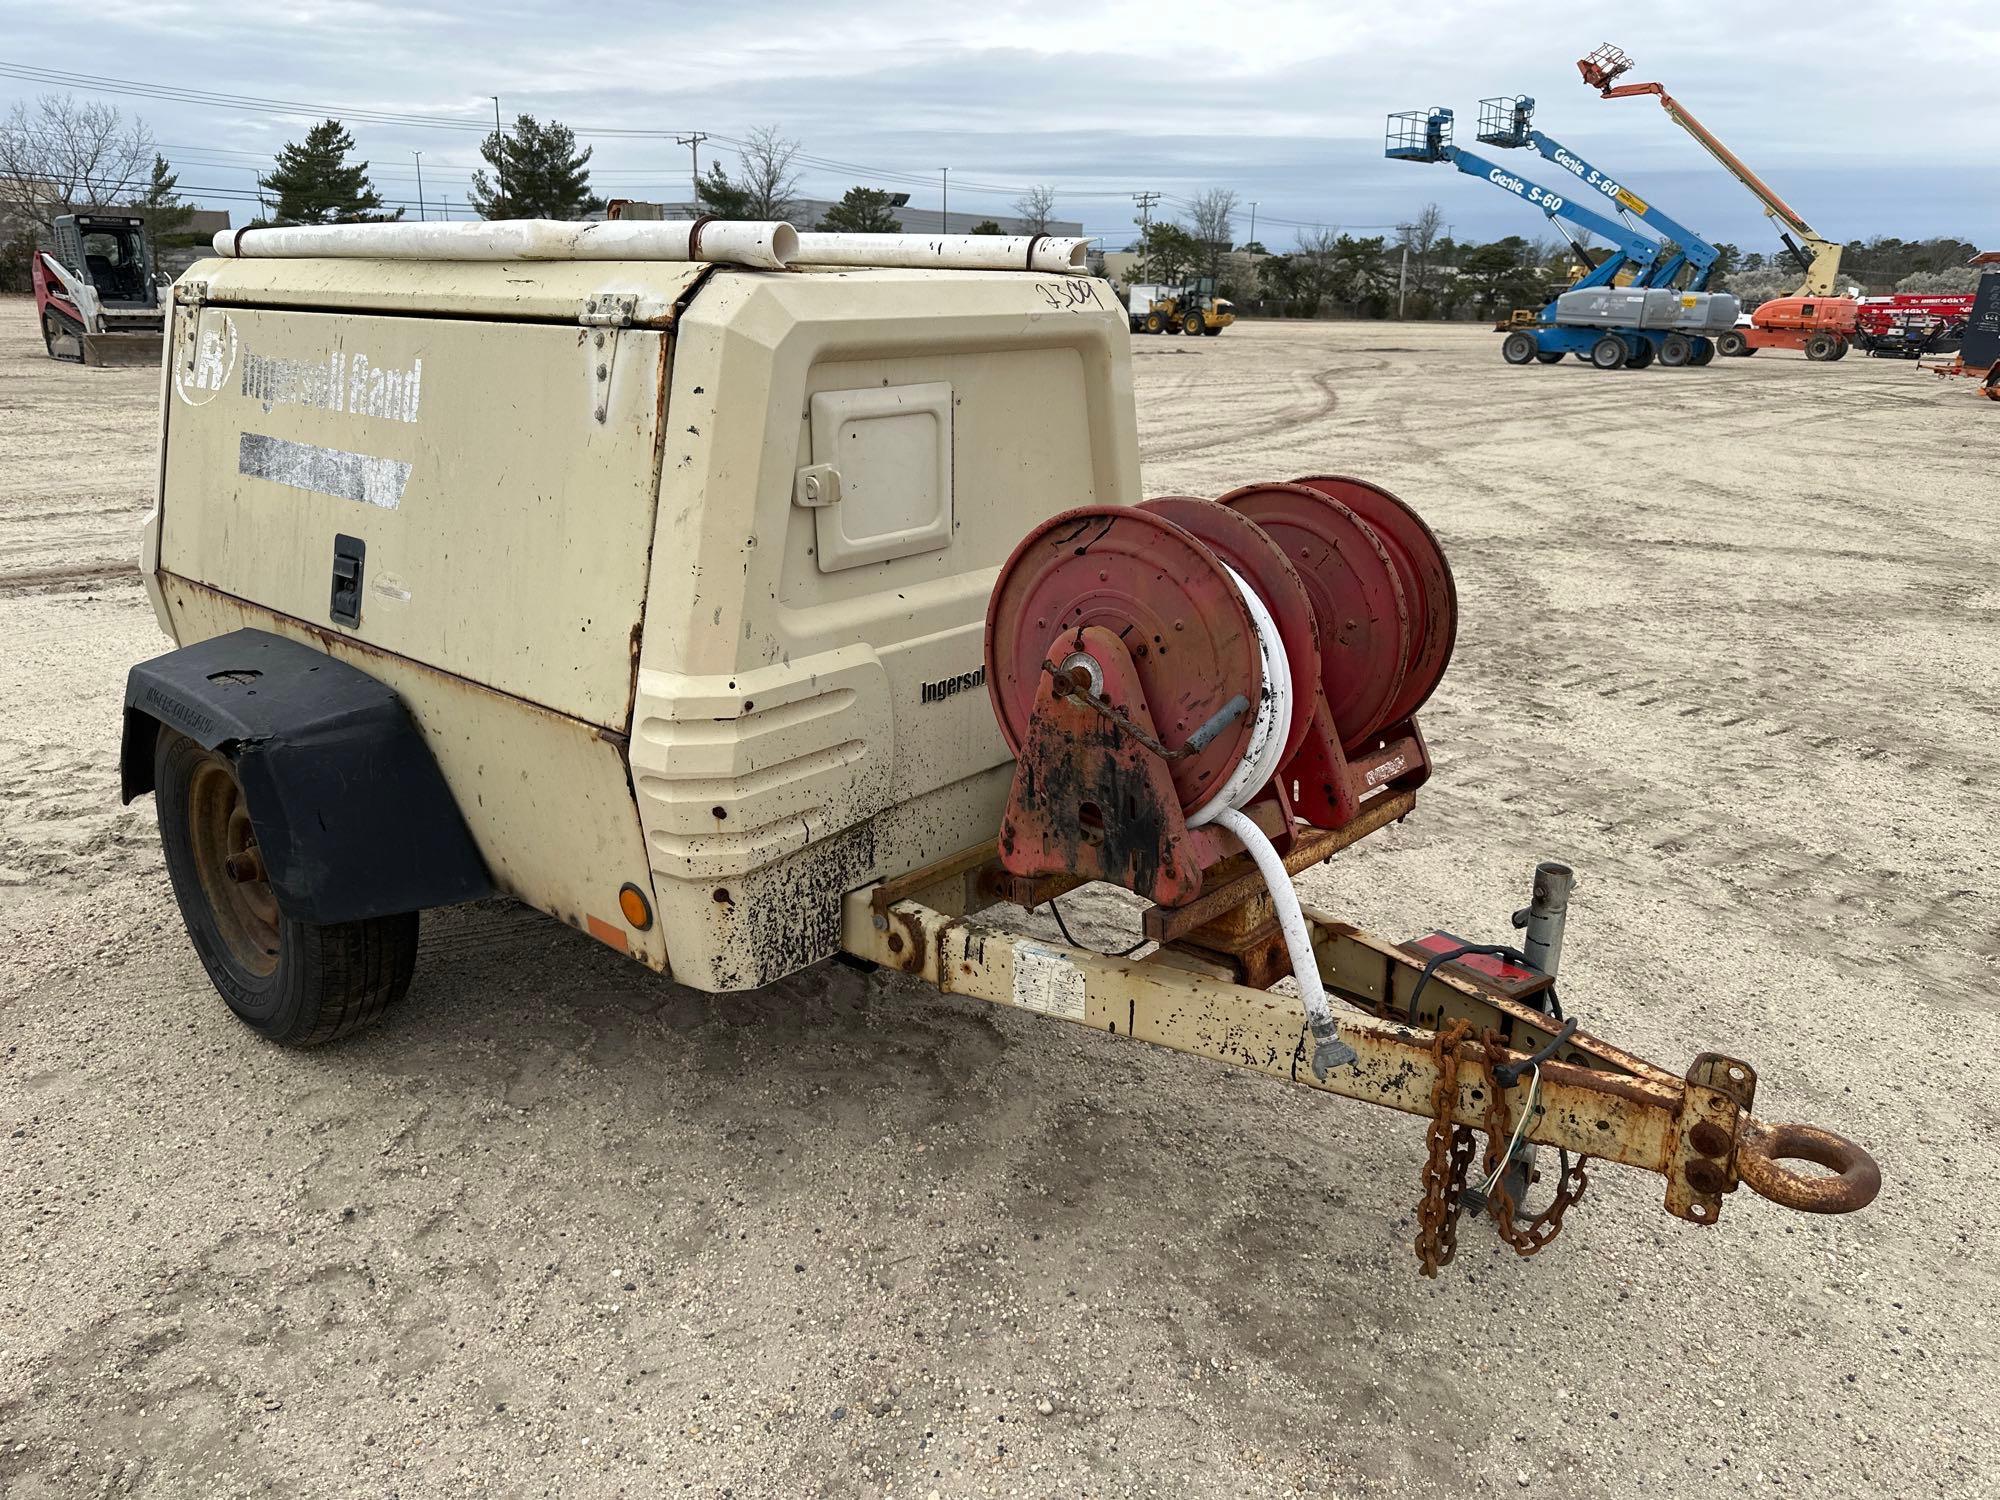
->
[1415,1019,1477,1277]
[1477,1030,1590,1256]
[1417,1022,1594,1273]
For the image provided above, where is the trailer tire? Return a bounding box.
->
[1588,335,1627,370]
[1502,331,1538,365]
[1658,333,1693,367]
[154,729,419,1047]
[1716,330,1749,357]
[1805,332,1840,361]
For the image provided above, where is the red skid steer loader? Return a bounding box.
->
[31,213,166,367]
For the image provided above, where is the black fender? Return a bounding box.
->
[122,628,493,925]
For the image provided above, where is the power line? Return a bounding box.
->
[0,62,1423,238]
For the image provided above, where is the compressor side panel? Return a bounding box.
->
[629,267,1141,992]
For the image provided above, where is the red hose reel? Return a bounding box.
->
[984,477,1456,907]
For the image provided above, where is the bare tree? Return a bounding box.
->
[1187,187,1238,280]
[1012,183,1058,234]
[1288,226,1343,315]
[736,125,802,220]
[0,94,156,233]
[1395,202,1445,292]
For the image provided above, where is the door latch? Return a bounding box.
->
[330,533,366,627]
[794,463,843,508]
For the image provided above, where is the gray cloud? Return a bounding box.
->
[3,2,1990,251]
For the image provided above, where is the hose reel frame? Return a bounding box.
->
[983,479,1457,909]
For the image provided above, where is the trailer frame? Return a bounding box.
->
[838,830,1879,1274]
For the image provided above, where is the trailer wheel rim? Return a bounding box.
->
[185,755,281,977]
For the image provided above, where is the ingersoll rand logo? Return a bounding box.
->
[921,666,986,706]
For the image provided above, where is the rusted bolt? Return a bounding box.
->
[1685,1159,1729,1196]
[887,932,905,955]
[597,363,608,379]
[223,852,262,884]
[1689,1121,1732,1158]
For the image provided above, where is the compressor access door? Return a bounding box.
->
[157,267,691,731]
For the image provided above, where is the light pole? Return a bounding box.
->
[940,167,949,232]
[413,150,425,221]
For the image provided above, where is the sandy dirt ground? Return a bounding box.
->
[0,291,1993,1499]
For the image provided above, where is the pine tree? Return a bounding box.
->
[469,116,601,220]
[693,162,754,218]
[138,153,193,265]
[259,120,395,225]
[816,187,901,233]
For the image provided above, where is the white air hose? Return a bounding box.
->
[1186,566,1358,1077]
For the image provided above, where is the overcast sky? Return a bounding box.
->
[3,2,1994,254]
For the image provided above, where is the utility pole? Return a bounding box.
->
[1397,240,1409,319]
[1247,200,1258,295]
[413,150,425,222]
[940,167,949,232]
[1132,190,1159,283]
[677,132,709,202]
[491,96,502,136]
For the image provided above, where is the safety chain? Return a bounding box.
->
[1415,1019,1477,1277]
[1476,1030,1591,1256]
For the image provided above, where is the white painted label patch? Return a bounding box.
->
[1012,942,1087,1022]
[173,312,238,407]
[238,432,411,510]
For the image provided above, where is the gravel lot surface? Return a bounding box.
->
[0,293,1993,1499]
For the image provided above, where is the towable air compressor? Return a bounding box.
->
[122,219,1878,1278]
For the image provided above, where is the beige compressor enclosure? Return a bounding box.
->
[126,230,1886,1265]
[144,258,1140,989]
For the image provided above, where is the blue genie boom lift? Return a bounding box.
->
[1475,95,1739,366]
[1387,107,1709,370]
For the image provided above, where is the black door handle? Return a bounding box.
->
[330,533,366,626]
